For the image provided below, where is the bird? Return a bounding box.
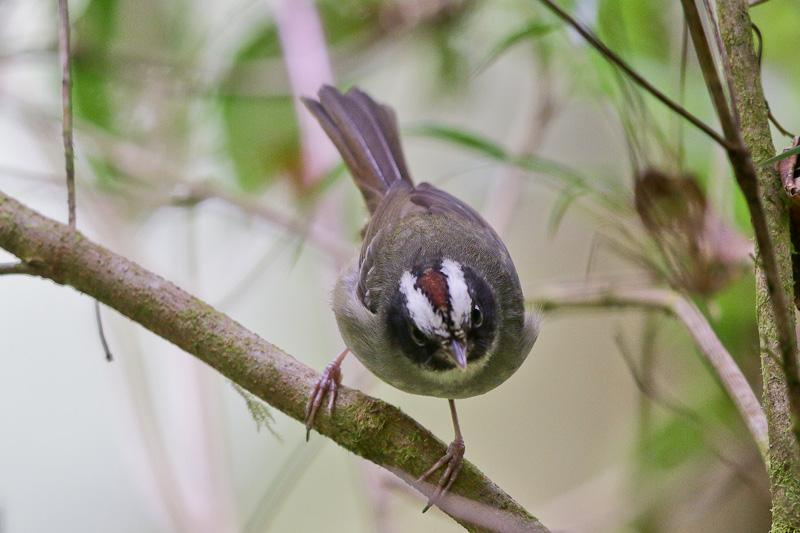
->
[301,85,539,512]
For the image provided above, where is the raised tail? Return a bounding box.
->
[302,86,414,214]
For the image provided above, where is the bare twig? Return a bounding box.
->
[534,283,769,464]
[94,301,114,361]
[677,22,690,167]
[0,189,548,533]
[614,331,768,494]
[535,0,730,149]
[0,262,34,275]
[684,1,740,143]
[58,0,76,228]
[768,109,794,139]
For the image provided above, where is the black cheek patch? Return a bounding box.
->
[462,266,498,363]
[386,289,455,371]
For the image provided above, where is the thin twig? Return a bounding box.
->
[535,0,731,149]
[677,22,690,168]
[712,3,800,524]
[94,301,114,362]
[58,0,76,228]
[615,330,768,494]
[534,283,770,465]
[768,109,794,139]
[682,1,738,140]
[0,262,34,275]
[752,24,795,138]
[615,329,699,423]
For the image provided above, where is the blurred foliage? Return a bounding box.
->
[472,20,558,76]
[71,0,122,187]
[72,0,118,129]
[642,412,706,471]
[751,2,800,88]
[72,0,194,192]
[219,1,380,192]
[6,0,800,530]
[596,0,672,62]
[220,29,300,192]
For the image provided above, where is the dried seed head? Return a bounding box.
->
[634,169,752,297]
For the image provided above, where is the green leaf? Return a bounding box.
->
[408,121,635,224]
[473,21,559,76]
[220,26,300,191]
[408,123,507,159]
[756,145,800,168]
[597,0,671,61]
[547,187,585,237]
[219,3,378,192]
[72,0,120,131]
[640,412,705,470]
[221,90,301,192]
[407,122,590,189]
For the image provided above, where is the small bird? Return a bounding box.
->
[302,86,538,511]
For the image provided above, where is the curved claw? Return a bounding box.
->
[304,357,344,440]
[418,435,465,513]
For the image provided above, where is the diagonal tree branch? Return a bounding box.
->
[0,189,548,533]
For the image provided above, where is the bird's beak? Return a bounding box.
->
[446,339,468,371]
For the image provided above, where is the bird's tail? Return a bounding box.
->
[302,86,414,214]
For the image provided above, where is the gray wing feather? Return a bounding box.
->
[411,183,496,232]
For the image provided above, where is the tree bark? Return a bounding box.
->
[717,1,800,529]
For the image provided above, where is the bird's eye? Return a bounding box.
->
[471,305,483,327]
[409,324,427,346]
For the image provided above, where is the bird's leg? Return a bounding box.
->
[304,348,349,440]
[418,399,465,513]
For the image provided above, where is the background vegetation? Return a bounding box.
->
[1,0,799,531]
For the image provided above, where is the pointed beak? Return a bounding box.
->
[446,339,468,371]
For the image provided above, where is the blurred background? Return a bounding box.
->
[1,0,798,531]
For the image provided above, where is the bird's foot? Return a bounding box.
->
[417,435,465,512]
[304,357,344,440]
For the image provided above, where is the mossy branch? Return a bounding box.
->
[0,190,548,533]
[681,0,800,528]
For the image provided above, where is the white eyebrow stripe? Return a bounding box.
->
[399,271,446,336]
[441,259,471,327]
